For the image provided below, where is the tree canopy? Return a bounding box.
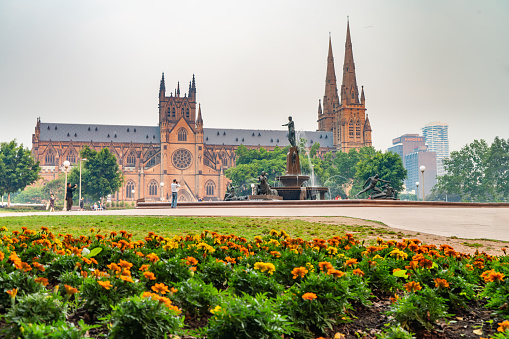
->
[68,146,123,202]
[0,140,40,206]
[433,137,509,202]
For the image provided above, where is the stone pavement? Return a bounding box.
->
[1,206,508,242]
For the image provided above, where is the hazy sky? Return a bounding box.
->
[1,0,508,153]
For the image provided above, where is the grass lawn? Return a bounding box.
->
[0,215,385,242]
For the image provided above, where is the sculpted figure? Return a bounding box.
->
[256,171,278,196]
[282,116,296,148]
[224,182,236,201]
[355,174,390,198]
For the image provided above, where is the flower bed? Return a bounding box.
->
[0,226,508,338]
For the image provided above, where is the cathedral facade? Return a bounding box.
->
[31,22,370,202]
[317,21,372,152]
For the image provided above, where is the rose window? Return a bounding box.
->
[172,149,192,170]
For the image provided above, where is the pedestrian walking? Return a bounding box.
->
[49,194,55,212]
[171,179,180,208]
[66,183,77,211]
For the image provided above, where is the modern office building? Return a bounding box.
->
[405,149,437,198]
[422,122,449,176]
[388,134,426,160]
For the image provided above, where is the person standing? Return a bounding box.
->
[171,179,180,208]
[49,194,55,212]
[79,197,85,211]
[66,183,77,211]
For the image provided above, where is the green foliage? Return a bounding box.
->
[207,292,295,339]
[434,137,509,202]
[387,287,449,331]
[197,259,232,289]
[150,257,193,284]
[0,271,44,310]
[3,292,65,337]
[355,150,407,194]
[58,271,83,288]
[173,278,219,317]
[68,146,123,201]
[19,320,99,339]
[229,266,283,298]
[0,140,40,205]
[107,295,184,339]
[46,255,82,280]
[377,324,415,339]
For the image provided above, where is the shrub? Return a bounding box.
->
[207,293,294,339]
[377,324,415,339]
[173,278,219,317]
[107,295,184,339]
[45,255,81,280]
[19,320,99,339]
[3,292,65,337]
[58,271,83,288]
[150,257,193,284]
[0,270,44,310]
[229,266,283,298]
[197,259,232,289]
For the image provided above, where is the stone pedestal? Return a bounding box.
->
[286,147,300,175]
[248,195,283,201]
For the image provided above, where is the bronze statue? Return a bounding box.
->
[355,174,390,198]
[224,182,236,201]
[256,171,278,196]
[282,116,296,148]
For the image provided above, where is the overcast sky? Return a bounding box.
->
[1,0,508,153]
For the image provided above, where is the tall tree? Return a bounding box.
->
[68,146,123,202]
[0,140,40,206]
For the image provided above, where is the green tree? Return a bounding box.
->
[0,141,40,206]
[68,146,123,202]
[354,150,407,196]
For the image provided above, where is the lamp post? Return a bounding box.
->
[251,183,256,195]
[131,189,135,205]
[415,182,419,201]
[160,182,164,201]
[79,158,87,203]
[420,165,426,201]
[62,160,71,211]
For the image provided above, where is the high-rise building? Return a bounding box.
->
[317,20,372,152]
[422,122,449,176]
[405,150,437,198]
[388,134,426,160]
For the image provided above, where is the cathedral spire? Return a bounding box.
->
[196,104,203,125]
[360,85,365,104]
[177,82,180,97]
[159,72,165,98]
[318,99,322,115]
[341,19,359,104]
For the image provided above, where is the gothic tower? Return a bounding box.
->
[318,20,372,152]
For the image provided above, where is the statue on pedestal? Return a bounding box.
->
[355,174,390,198]
[282,116,296,148]
[256,171,279,196]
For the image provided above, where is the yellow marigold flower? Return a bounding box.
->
[345,258,358,267]
[498,320,509,333]
[89,228,95,233]
[302,292,317,301]
[119,275,134,283]
[196,242,215,253]
[143,271,156,280]
[210,305,222,314]
[404,281,422,292]
[6,288,17,298]
[352,268,365,277]
[146,253,160,263]
[267,239,280,247]
[291,267,308,279]
[34,277,49,286]
[434,278,450,289]
[64,284,78,295]
[0,227,8,232]
[372,254,384,260]
[152,283,170,295]
[98,280,112,290]
[390,249,408,260]
[269,229,280,237]
[305,262,315,273]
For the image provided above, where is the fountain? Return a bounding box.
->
[274,117,328,200]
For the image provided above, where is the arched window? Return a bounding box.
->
[205,180,215,196]
[349,120,354,139]
[126,180,135,198]
[145,149,155,168]
[66,151,76,164]
[355,121,361,138]
[172,108,176,118]
[186,108,190,119]
[178,128,187,142]
[45,150,55,165]
[181,108,184,116]
[148,180,158,196]
[222,157,228,167]
[126,151,136,166]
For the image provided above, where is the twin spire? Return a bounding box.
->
[159,73,197,100]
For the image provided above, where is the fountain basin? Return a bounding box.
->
[276,174,309,187]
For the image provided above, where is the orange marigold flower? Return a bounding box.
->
[291,267,308,279]
[301,292,317,301]
[151,283,170,295]
[34,277,49,286]
[107,263,121,272]
[20,262,32,272]
[328,269,345,278]
[0,251,4,261]
[225,256,236,264]
[32,262,45,272]
[434,278,450,289]
[170,287,178,294]
[419,259,433,269]
[318,261,333,272]
[390,293,399,303]
[143,271,156,280]
[352,268,365,277]
[98,280,113,290]
[498,320,509,333]
[404,281,422,292]
[184,256,198,266]
[64,284,78,295]
[345,258,358,267]
[146,253,160,263]
[139,264,150,271]
[119,275,134,283]
[118,259,133,270]
[81,270,88,278]
[490,272,505,282]
[6,288,17,298]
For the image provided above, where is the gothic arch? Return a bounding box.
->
[178,128,187,142]
[125,150,136,167]
[148,180,158,196]
[45,148,56,165]
[349,119,354,139]
[126,180,136,198]
[205,180,216,196]
[177,189,193,202]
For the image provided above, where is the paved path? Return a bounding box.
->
[1,206,508,242]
